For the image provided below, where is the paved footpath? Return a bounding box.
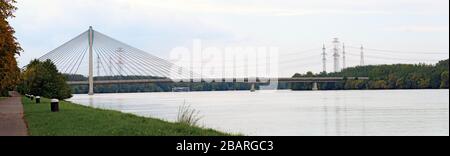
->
[0,91,28,136]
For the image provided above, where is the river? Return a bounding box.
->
[68,89,449,136]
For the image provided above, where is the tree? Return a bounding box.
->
[344,80,367,90]
[0,0,21,96]
[441,71,449,89]
[418,78,431,89]
[18,59,72,100]
[395,78,406,89]
[370,80,388,89]
[387,74,398,89]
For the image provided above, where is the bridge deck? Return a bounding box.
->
[67,77,369,85]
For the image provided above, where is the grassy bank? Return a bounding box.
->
[22,97,228,136]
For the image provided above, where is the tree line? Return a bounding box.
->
[292,59,449,90]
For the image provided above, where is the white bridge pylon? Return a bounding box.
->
[38,26,193,95]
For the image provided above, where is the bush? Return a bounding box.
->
[18,59,72,100]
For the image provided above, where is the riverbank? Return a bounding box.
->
[22,97,228,136]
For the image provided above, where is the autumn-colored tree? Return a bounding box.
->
[0,0,21,96]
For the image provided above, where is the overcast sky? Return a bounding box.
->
[10,0,450,76]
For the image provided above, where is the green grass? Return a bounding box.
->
[22,97,228,136]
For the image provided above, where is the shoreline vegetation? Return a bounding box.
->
[22,96,228,136]
[306,59,449,90]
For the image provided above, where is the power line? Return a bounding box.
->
[347,46,448,55]
[346,52,443,62]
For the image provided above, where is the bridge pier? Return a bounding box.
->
[250,83,256,92]
[312,82,319,91]
[88,26,94,95]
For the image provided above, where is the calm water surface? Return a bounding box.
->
[68,90,449,136]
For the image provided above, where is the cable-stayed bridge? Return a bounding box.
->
[39,27,192,80]
[37,27,446,95]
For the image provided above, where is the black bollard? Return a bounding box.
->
[30,95,34,100]
[36,96,41,104]
[51,99,59,112]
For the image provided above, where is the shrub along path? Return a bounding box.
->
[0,91,28,136]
